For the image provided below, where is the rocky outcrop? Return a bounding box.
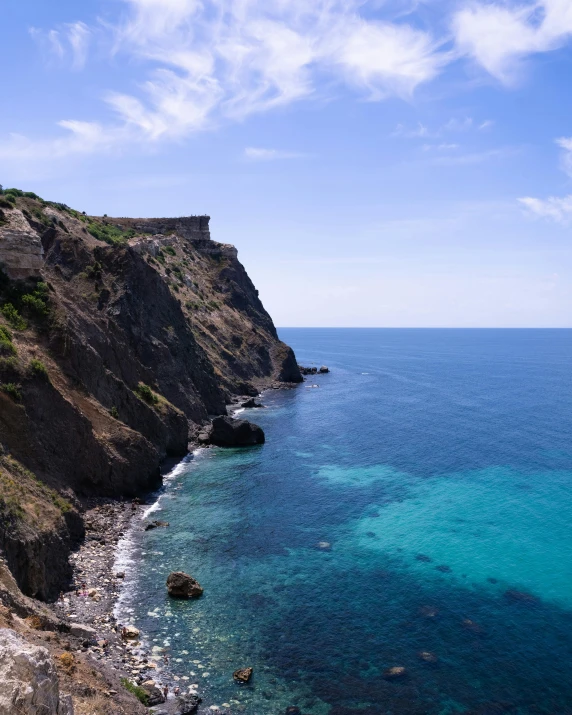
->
[166,572,203,599]
[201,416,265,447]
[0,209,44,281]
[0,628,74,715]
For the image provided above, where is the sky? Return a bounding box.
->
[1,0,572,327]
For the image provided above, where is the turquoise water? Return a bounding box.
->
[118,329,572,714]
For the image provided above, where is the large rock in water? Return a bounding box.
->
[167,572,204,599]
[0,628,74,714]
[207,416,265,447]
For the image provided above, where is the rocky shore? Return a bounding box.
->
[49,498,194,714]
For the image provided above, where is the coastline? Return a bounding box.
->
[48,389,293,714]
[49,482,194,713]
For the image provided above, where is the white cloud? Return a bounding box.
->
[556,136,572,176]
[392,116,488,139]
[9,0,450,159]
[244,147,307,161]
[518,136,572,222]
[452,0,572,84]
[519,195,572,224]
[30,21,91,70]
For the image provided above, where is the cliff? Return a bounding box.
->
[0,188,301,604]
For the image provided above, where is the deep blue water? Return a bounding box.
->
[117,329,572,715]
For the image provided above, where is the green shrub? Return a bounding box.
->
[21,293,49,317]
[87,221,135,246]
[120,678,149,706]
[163,245,176,256]
[50,492,71,513]
[29,359,48,379]
[2,383,22,402]
[0,357,18,372]
[1,304,27,330]
[0,198,13,209]
[135,383,158,405]
[0,326,15,356]
[110,406,119,419]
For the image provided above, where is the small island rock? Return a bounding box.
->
[207,416,265,447]
[233,667,253,683]
[166,572,204,599]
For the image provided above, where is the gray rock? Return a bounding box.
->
[140,682,165,706]
[69,623,97,642]
[175,694,202,714]
[0,628,74,714]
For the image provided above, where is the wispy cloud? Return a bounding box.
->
[244,147,308,161]
[452,0,572,84]
[431,148,513,166]
[519,195,572,224]
[4,0,450,160]
[30,21,91,70]
[392,116,492,140]
[518,136,572,222]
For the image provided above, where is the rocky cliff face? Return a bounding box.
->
[0,191,301,602]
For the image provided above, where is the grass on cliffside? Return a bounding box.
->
[0,452,72,525]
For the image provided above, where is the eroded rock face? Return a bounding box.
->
[166,572,203,599]
[0,209,44,281]
[0,628,74,715]
[206,416,265,447]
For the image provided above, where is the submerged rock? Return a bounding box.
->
[418,651,439,663]
[144,520,170,531]
[207,416,265,447]
[0,628,74,715]
[285,709,302,715]
[233,667,253,683]
[383,666,407,680]
[166,571,204,599]
[504,589,538,604]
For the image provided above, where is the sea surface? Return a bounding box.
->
[117,329,572,715]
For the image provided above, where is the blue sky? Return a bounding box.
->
[1,0,572,327]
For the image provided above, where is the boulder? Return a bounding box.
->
[69,623,97,642]
[122,625,140,639]
[233,667,253,683]
[166,572,203,599]
[319,366,330,373]
[175,694,202,714]
[0,628,74,714]
[140,682,165,707]
[241,398,264,408]
[207,416,265,447]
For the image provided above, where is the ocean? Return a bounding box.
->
[116,328,572,714]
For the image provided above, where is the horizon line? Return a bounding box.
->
[276,326,572,330]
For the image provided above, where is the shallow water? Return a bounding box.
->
[118,329,572,714]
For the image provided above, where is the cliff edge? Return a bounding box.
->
[0,188,301,604]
